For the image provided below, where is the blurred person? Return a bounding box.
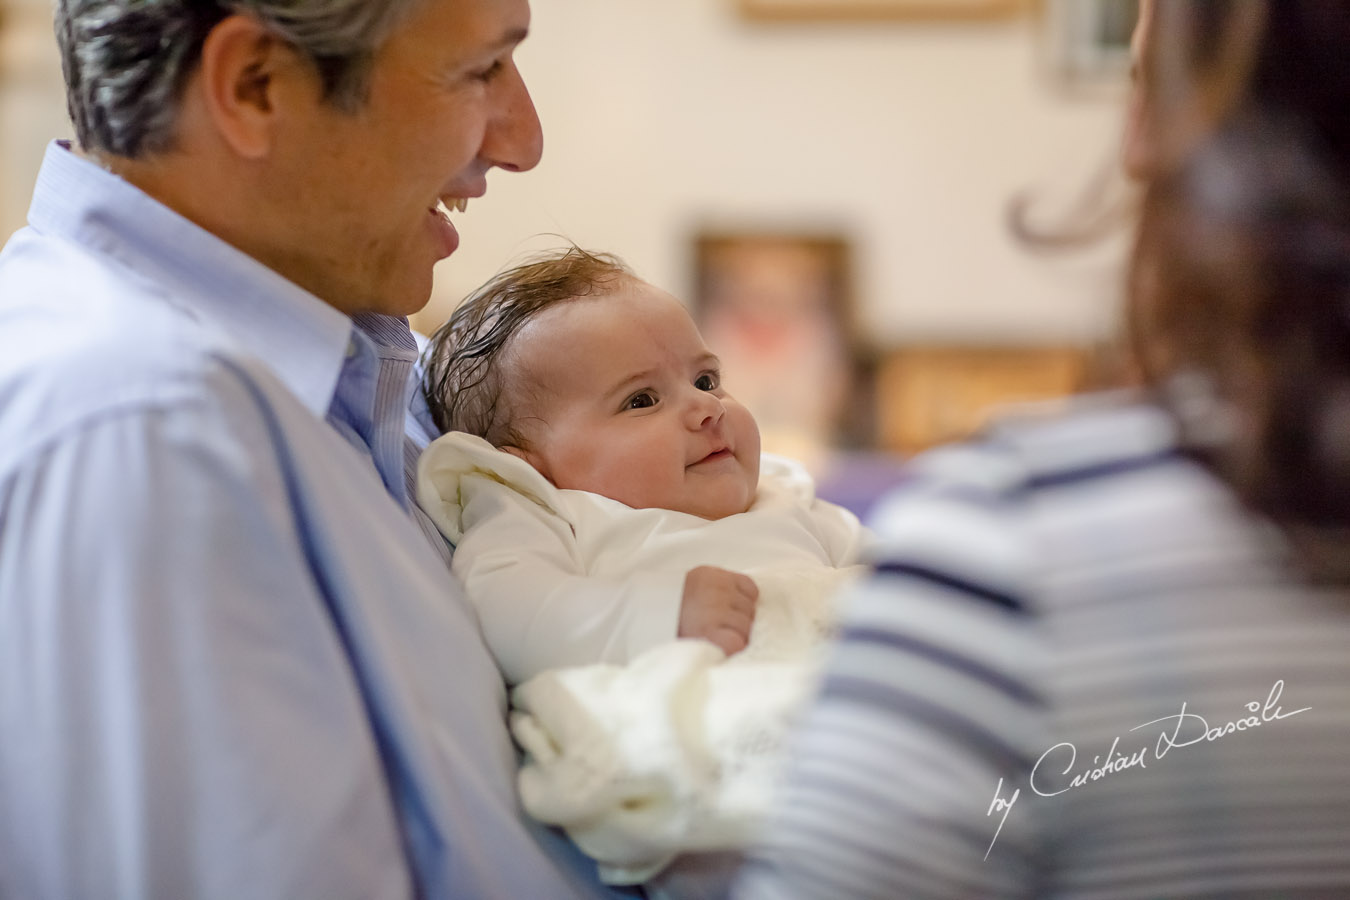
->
[1010,0,1157,249]
[1121,0,1159,182]
[1008,0,1160,391]
[734,2,1350,897]
[0,2,638,898]
[418,247,869,897]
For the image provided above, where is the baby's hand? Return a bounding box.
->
[677,566,759,656]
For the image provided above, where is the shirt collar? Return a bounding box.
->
[27,141,353,418]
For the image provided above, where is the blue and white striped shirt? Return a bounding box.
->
[0,142,624,900]
[736,396,1350,899]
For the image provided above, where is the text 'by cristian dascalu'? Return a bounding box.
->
[982,679,1310,859]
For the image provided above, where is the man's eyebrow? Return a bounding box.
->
[489,26,530,52]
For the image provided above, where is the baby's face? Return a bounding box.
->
[506,279,761,519]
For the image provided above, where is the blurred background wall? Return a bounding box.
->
[434,0,1132,346]
[0,0,1138,471]
[0,0,67,238]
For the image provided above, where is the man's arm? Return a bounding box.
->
[0,383,411,900]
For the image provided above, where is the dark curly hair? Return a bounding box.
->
[421,246,634,448]
[1133,0,1350,577]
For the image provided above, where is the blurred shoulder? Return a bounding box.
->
[872,393,1180,526]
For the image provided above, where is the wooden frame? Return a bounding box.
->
[739,0,1026,22]
[875,345,1088,455]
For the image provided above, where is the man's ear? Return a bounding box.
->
[195,14,298,160]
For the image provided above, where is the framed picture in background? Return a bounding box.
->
[739,0,1025,22]
[692,232,877,463]
[691,233,1099,460]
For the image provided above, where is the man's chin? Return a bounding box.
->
[357,282,434,320]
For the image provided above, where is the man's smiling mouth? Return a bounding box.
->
[429,196,469,220]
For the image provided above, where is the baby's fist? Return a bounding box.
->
[677,566,759,656]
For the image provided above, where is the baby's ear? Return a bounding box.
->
[501,444,554,483]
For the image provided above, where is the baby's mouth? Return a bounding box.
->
[694,448,733,466]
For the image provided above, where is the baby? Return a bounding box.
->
[417,246,867,684]
[415,246,868,892]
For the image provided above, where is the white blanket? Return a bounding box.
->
[510,565,863,885]
[415,432,870,883]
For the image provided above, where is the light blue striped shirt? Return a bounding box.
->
[735,397,1350,898]
[0,142,629,900]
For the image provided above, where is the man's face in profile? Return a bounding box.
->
[264,0,544,318]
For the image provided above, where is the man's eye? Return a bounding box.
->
[472,60,505,83]
[625,392,657,410]
[695,372,719,391]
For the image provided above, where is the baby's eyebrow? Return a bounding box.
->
[603,369,657,402]
[602,354,722,402]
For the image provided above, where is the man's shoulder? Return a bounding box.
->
[0,232,289,465]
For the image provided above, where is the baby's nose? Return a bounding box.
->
[687,389,725,429]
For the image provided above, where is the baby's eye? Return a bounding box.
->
[695,372,720,392]
[625,391,657,410]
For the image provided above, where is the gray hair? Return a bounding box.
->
[56,0,426,158]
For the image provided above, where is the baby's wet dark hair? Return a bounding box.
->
[422,246,634,448]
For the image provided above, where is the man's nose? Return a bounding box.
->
[482,59,544,173]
